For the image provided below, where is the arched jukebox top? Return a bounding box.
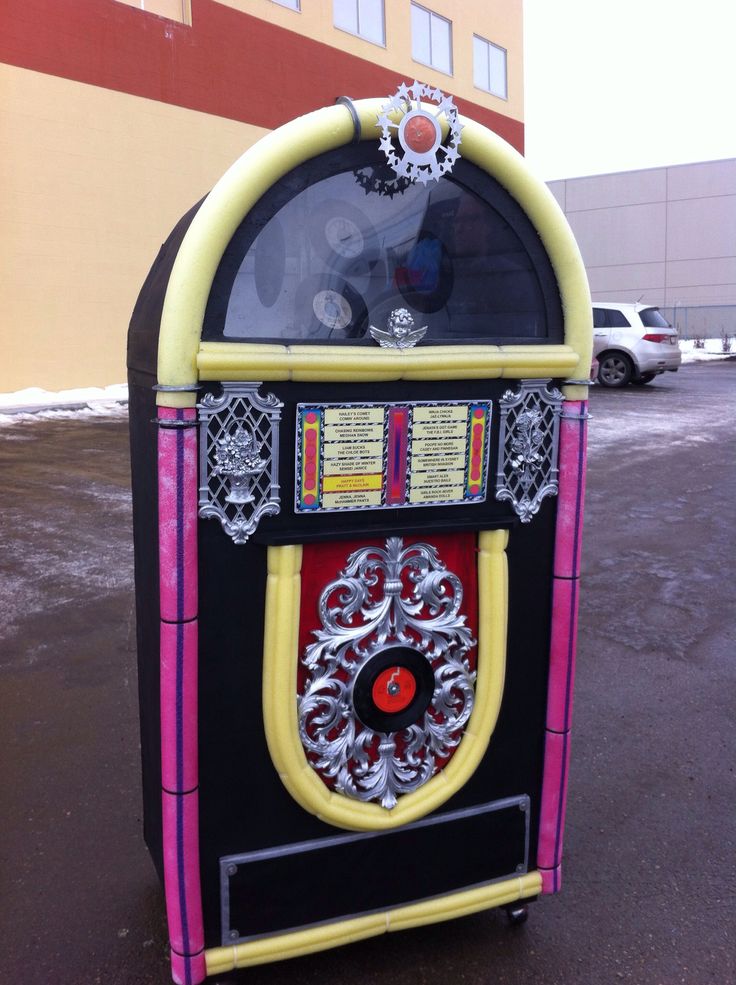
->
[138,89,591,407]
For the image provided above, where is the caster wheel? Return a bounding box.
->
[504,904,529,926]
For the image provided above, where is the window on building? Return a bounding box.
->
[473,35,507,99]
[411,4,452,76]
[114,0,191,25]
[333,0,385,45]
[272,0,300,9]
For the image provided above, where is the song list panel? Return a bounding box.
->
[295,400,491,514]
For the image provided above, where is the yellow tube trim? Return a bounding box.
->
[262,530,508,832]
[562,383,590,402]
[196,343,580,382]
[204,871,542,974]
[156,98,591,405]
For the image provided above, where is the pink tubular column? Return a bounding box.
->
[158,406,206,985]
[537,399,588,894]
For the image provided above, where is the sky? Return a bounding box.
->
[523,0,736,181]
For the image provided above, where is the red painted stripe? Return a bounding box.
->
[386,407,409,506]
[0,0,524,151]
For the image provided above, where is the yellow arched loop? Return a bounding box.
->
[262,529,509,832]
[156,99,591,407]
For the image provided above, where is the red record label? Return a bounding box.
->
[372,666,417,714]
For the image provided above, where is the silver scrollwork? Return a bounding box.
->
[198,383,282,544]
[495,379,563,523]
[213,427,267,505]
[298,538,476,810]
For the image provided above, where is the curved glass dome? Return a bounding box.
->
[203,144,563,345]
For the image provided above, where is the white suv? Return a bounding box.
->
[593,302,681,387]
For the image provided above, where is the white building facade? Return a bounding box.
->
[548,158,736,337]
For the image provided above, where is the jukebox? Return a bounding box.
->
[127,85,591,984]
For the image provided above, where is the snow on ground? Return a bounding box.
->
[0,384,129,426]
[679,338,735,363]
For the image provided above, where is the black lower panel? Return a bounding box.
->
[222,797,529,943]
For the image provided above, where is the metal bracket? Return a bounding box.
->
[197,383,283,545]
[336,95,361,142]
[153,418,199,429]
[495,379,564,523]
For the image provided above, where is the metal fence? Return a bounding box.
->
[659,305,736,340]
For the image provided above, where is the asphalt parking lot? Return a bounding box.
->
[1,360,734,985]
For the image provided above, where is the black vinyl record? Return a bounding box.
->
[353,646,435,734]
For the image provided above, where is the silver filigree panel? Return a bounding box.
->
[198,383,282,544]
[495,379,563,523]
[298,538,476,810]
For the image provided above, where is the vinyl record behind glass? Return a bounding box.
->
[308,199,379,278]
[294,274,368,340]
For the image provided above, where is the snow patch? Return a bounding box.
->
[679,339,735,363]
[0,384,128,426]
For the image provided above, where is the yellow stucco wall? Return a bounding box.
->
[0,64,268,393]
[1,0,523,395]
[223,0,524,122]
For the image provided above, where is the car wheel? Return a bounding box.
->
[597,352,633,388]
[633,372,656,385]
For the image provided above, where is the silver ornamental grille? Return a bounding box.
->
[298,537,476,810]
[495,379,564,523]
[197,383,282,544]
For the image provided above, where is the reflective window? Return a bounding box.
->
[473,35,507,99]
[204,146,562,346]
[334,0,384,45]
[640,308,671,328]
[593,308,632,328]
[411,3,452,75]
[608,309,631,327]
[114,0,191,24]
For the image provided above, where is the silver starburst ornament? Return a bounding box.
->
[377,80,463,185]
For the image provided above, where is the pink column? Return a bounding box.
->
[537,399,588,894]
[158,406,206,985]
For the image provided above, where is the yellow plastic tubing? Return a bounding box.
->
[205,871,542,975]
[261,529,509,833]
[156,98,591,407]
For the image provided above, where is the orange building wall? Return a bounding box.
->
[0,0,524,393]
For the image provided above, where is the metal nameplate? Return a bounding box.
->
[295,399,492,514]
[219,795,530,946]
